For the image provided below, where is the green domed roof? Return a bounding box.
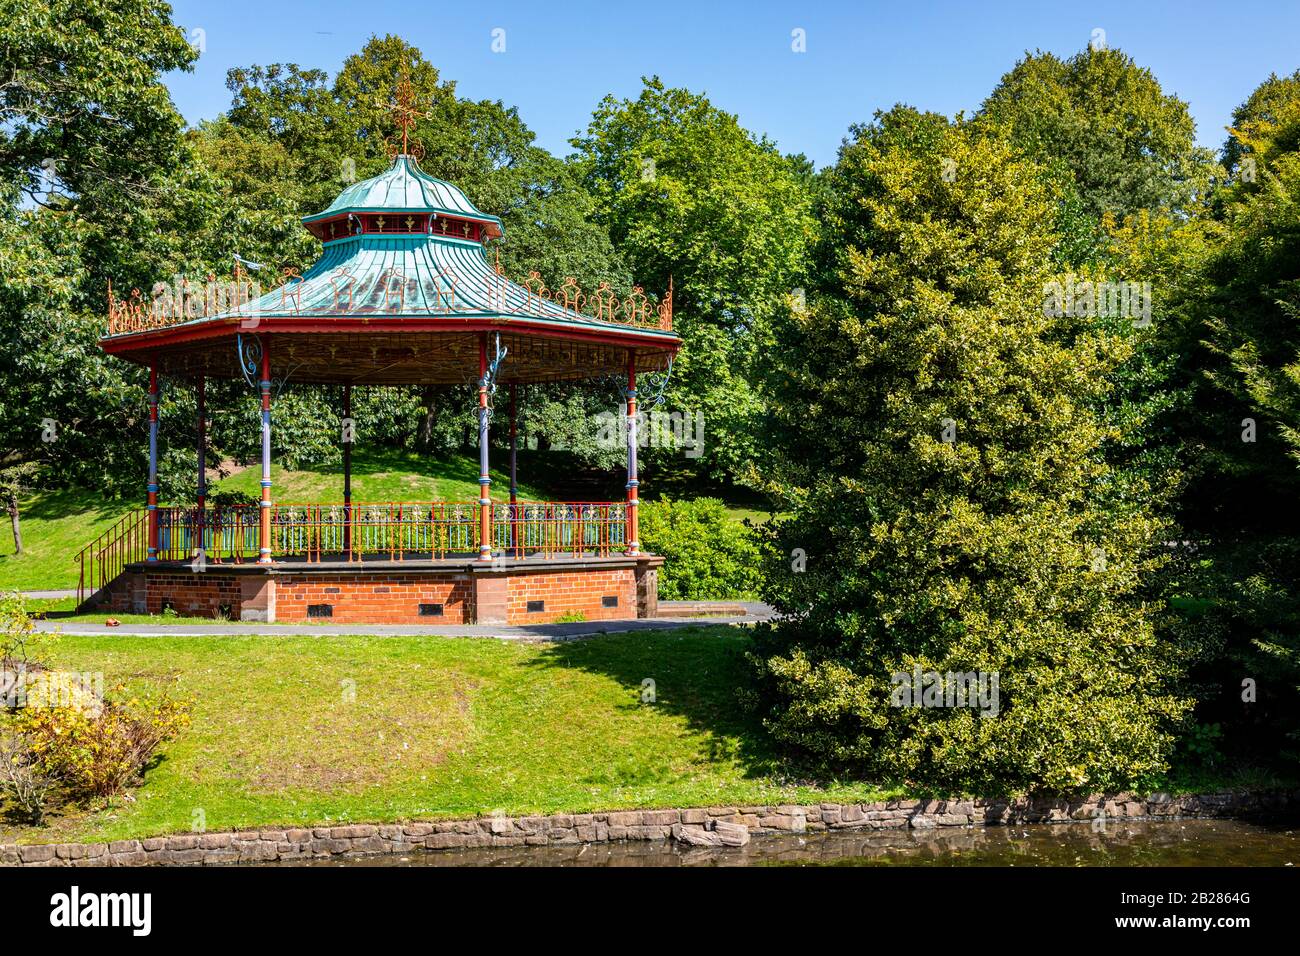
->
[303,154,503,237]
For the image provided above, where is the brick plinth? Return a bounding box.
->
[105,570,242,619]
[504,567,635,625]
[107,556,664,626]
[277,572,471,625]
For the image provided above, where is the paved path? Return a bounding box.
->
[17,589,77,599]
[32,601,775,641]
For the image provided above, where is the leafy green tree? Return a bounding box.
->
[0,462,40,553]
[979,47,1216,222]
[0,0,196,206]
[1173,71,1300,761]
[572,77,816,486]
[0,1,228,498]
[980,46,1221,626]
[750,110,1190,793]
[1221,69,1300,175]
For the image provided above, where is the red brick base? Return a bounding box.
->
[505,567,635,624]
[276,572,472,625]
[103,557,662,626]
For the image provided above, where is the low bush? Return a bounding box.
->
[638,497,763,601]
[0,595,192,819]
[0,724,53,824]
[16,688,191,800]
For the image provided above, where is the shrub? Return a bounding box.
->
[17,687,191,800]
[638,497,763,601]
[750,113,1191,794]
[0,592,48,670]
[0,723,54,824]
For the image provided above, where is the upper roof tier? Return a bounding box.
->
[302,154,503,239]
[98,153,679,384]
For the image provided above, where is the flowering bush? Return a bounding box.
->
[15,687,191,800]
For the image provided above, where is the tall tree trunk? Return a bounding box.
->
[7,506,21,556]
[419,385,436,449]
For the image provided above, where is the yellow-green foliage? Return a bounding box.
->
[753,111,1191,794]
[16,688,191,800]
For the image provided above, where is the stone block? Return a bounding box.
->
[19,845,56,863]
[713,821,750,847]
[642,809,680,826]
[672,824,723,847]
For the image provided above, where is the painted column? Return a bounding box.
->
[258,339,273,565]
[509,381,518,552]
[625,351,639,556]
[146,365,160,562]
[478,333,492,561]
[342,383,353,555]
[195,375,206,561]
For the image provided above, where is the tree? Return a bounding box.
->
[1172,71,1300,762]
[1221,69,1300,176]
[0,1,216,498]
[0,462,39,553]
[750,109,1190,793]
[0,0,196,207]
[979,46,1216,222]
[572,77,816,486]
[980,46,1222,623]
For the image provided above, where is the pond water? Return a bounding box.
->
[281,818,1300,867]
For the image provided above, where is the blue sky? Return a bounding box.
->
[166,0,1300,168]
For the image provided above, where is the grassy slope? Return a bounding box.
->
[0,490,130,593]
[0,449,552,592]
[3,628,893,844]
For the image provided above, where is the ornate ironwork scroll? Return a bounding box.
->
[237,334,263,391]
[639,355,674,410]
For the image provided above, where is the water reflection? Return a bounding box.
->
[281,819,1300,867]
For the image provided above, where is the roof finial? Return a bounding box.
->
[379,71,429,158]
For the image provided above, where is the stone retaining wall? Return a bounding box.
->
[3,790,1295,866]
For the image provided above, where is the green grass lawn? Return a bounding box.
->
[0,489,131,593]
[211,446,551,504]
[1,627,895,844]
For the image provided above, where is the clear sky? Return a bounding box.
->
[165,0,1300,168]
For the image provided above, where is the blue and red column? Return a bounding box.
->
[146,364,160,562]
[258,340,273,564]
[478,333,492,561]
[625,351,639,556]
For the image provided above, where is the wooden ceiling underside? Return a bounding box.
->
[136,331,674,385]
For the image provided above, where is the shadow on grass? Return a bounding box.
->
[524,626,787,782]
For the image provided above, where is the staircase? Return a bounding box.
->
[75,509,149,610]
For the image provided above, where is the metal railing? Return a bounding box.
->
[75,508,149,607]
[496,501,627,558]
[75,500,628,607]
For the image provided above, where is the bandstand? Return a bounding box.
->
[76,142,680,626]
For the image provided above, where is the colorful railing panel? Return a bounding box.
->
[76,500,629,606]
